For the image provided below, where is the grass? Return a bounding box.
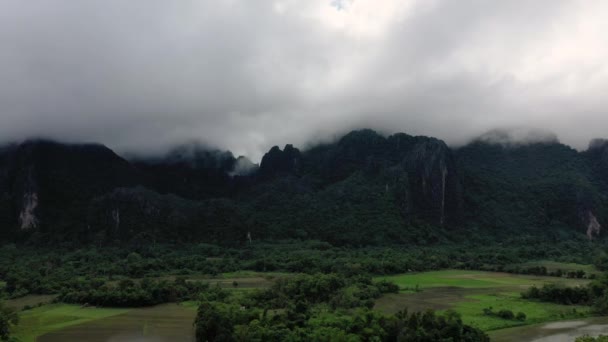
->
[451,292,589,331]
[11,269,594,339]
[13,304,130,342]
[377,270,588,290]
[34,303,196,342]
[179,300,199,309]
[487,316,608,342]
[10,272,279,341]
[374,269,592,331]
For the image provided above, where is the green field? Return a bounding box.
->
[13,304,130,342]
[37,304,196,342]
[13,303,199,342]
[10,272,277,341]
[377,270,588,289]
[374,270,591,331]
[9,269,597,340]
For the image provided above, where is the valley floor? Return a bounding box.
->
[7,267,601,341]
[374,270,591,331]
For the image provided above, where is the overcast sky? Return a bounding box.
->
[1,0,607,160]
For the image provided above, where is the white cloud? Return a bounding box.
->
[0,0,607,160]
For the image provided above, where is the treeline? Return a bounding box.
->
[502,266,589,279]
[59,278,213,307]
[577,336,608,342]
[521,274,608,313]
[250,274,399,310]
[0,301,18,342]
[0,239,601,300]
[195,273,488,341]
[522,284,591,305]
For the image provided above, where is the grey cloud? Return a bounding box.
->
[1,0,606,161]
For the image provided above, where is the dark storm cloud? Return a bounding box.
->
[1,0,607,160]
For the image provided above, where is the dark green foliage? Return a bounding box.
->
[456,139,608,239]
[247,273,393,311]
[0,301,18,341]
[194,275,489,342]
[375,280,400,294]
[497,309,515,320]
[0,240,600,303]
[194,302,238,342]
[522,284,591,305]
[59,277,212,307]
[482,307,524,321]
[0,130,465,246]
[594,252,608,271]
[577,335,608,342]
[2,129,608,245]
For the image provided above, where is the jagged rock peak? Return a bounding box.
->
[259,144,302,176]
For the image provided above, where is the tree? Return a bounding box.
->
[195,302,234,342]
[0,302,18,341]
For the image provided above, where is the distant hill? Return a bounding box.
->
[0,129,606,246]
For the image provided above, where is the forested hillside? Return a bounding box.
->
[0,129,606,246]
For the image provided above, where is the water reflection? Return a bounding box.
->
[39,304,195,342]
[107,335,165,342]
[491,318,608,342]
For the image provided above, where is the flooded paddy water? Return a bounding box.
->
[491,317,608,342]
[38,304,196,342]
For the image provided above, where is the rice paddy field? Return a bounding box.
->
[9,269,599,341]
[36,304,196,342]
[374,270,592,331]
[13,304,132,342]
[12,272,277,342]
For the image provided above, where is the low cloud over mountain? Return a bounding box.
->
[1,1,608,160]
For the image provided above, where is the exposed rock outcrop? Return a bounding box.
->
[586,211,601,239]
[0,140,138,234]
[401,137,462,226]
[0,129,605,245]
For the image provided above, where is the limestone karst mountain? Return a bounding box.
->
[0,129,606,245]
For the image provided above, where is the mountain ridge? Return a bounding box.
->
[0,129,606,246]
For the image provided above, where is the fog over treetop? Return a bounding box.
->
[1,0,607,161]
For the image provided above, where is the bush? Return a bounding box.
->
[482,307,523,321]
[522,284,590,305]
[576,335,608,342]
[497,309,514,320]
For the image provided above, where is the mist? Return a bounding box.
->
[1,0,607,161]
